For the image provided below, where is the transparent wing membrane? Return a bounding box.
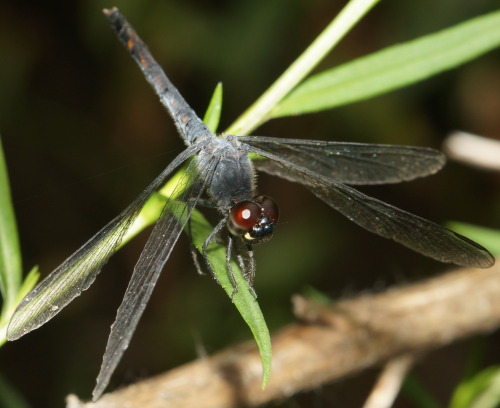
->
[7,146,199,341]
[242,136,446,185]
[246,144,494,269]
[92,154,218,401]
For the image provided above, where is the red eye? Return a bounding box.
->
[230,201,261,230]
[260,196,279,223]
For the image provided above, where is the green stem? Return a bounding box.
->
[225,0,382,136]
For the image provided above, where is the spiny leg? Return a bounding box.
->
[200,216,256,298]
[225,236,239,298]
[234,242,257,298]
[186,215,206,276]
[245,243,256,290]
[187,196,228,277]
[190,244,206,276]
[236,254,257,298]
[201,216,227,285]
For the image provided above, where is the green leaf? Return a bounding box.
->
[0,135,22,320]
[203,82,223,133]
[0,133,40,346]
[188,208,272,387]
[450,366,500,408]
[137,177,273,387]
[0,267,40,346]
[196,79,273,377]
[271,10,500,117]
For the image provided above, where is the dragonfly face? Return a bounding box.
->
[228,195,280,244]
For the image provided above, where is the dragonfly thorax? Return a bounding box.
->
[199,135,256,208]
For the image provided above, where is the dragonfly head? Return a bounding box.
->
[227,196,279,244]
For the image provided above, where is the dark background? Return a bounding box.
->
[1,0,500,407]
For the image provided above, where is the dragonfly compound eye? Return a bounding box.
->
[229,201,261,233]
[259,195,279,224]
[228,197,280,244]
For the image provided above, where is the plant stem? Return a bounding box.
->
[225,0,381,136]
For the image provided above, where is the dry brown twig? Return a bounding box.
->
[67,260,500,408]
[443,131,500,171]
[362,355,415,408]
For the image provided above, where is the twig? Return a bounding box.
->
[443,131,500,171]
[362,355,415,408]
[67,261,500,408]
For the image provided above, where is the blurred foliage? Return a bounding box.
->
[450,366,500,408]
[403,366,500,408]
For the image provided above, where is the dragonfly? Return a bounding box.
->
[7,7,494,401]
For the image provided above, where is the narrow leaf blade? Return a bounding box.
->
[0,135,22,316]
[203,82,223,133]
[189,208,272,387]
[272,10,500,117]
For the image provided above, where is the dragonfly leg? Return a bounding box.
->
[190,245,205,276]
[225,236,239,299]
[244,243,257,296]
[187,197,217,209]
[201,217,227,285]
[185,216,206,276]
[200,216,257,298]
[234,243,257,298]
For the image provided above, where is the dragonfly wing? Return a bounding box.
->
[240,136,446,185]
[245,144,494,269]
[7,145,199,341]
[92,153,219,401]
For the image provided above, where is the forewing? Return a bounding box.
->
[92,153,219,401]
[245,144,494,269]
[240,136,446,185]
[7,145,199,341]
